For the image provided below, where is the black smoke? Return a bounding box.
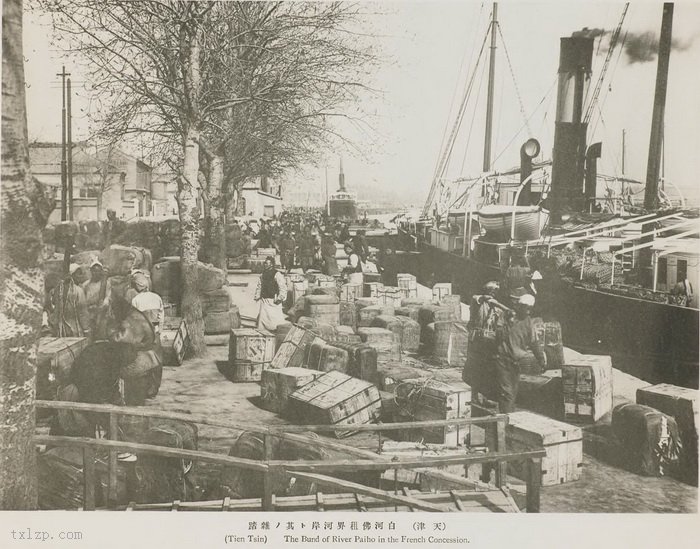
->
[623,31,695,64]
[571,27,609,39]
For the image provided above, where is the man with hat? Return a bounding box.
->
[47,263,90,338]
[493,293,545,413]
[343,242,364,285]
[130,271,164,334]
[255,255,287,331]
[81,258,112,339]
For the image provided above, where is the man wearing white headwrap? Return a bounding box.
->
[47,263,90,337]
[130,271,164,334]
[493,293,545,413]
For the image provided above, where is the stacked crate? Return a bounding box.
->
[364,281,384,298]
[339,283,363,302]
[305,338,350,374]
[357,327,401,364]
[330,341,378,382]
[439,294,462,320]
[377,287,402,309]
[285,274,308,307]
[270,325,318,369]
[507,411,583,486]
[430,321,469,365]
[201,288,240,336]
[396,273,418,300]
[288,371,381,437]
[225,328,275,382]
[260,367,323,414]
[432,283,452,302]
[338,301,357,330]
[562,354,613,423]
[160,317,190,366]
[305,294,340,326]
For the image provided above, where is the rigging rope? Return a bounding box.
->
[496,22,532,137]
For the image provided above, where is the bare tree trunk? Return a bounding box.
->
[1,0,44,510]
[207,154,226,269]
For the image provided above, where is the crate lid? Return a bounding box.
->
[507,411,582,445]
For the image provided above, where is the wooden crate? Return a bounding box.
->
[395,316,421,353]
[305,294,340,326]
[377,287,403,308]
[37,337,89,398]
[160,318,189,366]
[379,441,471,485]
[270,325,317,369]
[314,274,336,289]
[339,283,363,302]
[338,301,357,330]
[363,282,384,298]
[357,327,401,363]
[260,367,323,414]
[288,371,382,437]
[432,283,452,302]
[562,354,613,423]
[636,383,698,482]
[399,287,418,300]
[439,294,462,320]
[331,325,362,344]
[247,257,266,273]
[305,337,350,373]
[228,328,275,373]
[394,379,471,446]
[331,341,378,383]
[396,273,417,290]
[254,247,277,258]
[431,321,469,366]
[507,411,583,486]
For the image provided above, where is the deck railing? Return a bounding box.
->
[35,400,545,513]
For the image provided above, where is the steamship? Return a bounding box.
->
[395,4,700,388]
[328,159,358,220]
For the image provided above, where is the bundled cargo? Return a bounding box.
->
[260,367,323,414]
[200,288,231,314]
[287,371,381,436]
[394,316,421,353]
[305,294,340,326]
[370,315,404,354]
[274,322,294,352]
[612,403,682,477]
[364,281,384,298]
[330,341,378,382]
[37,337,89,400]
[562,354,613,423]
[204,307,241,335]
[377,286,402,308]
[355,297,379,308]
[339,301,357,329]
[394,305,421,322]
[285,274,308,307]
[417,305,457,336]
[401,298,427,308]
[636,384,698,483]
[507,411,583,486]
[339,283,363,302]
[430,321,469,366]
[100,244,138,276]
[160,317,189,366]
[305,338,350,374]
[296,317,336,342]
[357,304,395,327]
[152,257,182,301]
[439,294,462,320]
[332,325,362,344]
[270,325,317,369]
[432,282,452,302]
[357,327,401,363]
[224,328,275,382]
[393,379,471,446]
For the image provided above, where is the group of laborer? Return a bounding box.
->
[467,255,545,414]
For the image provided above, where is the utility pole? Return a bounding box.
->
[67,77,74,221]
[57,66,70,221]
[325,165,329,216]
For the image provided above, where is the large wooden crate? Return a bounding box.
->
[363,282,384,298]
[270,325,317,369]
[417,305,457,339]
[288,371,382,437]
[357,327,401,364]
[226,328,275,381]
[396,273,417,290]
[636,383,698,483]
[562,354,613,423]
[432,283,452,302]
[160,318,189,366]
[394,379,471,446]
[330,341,378,382]
[507,411,583,486]
[260,367,323,414]
[431,321,469,366]
[305,294,340,326]
[305,338,350,374]
[377,287,402,308]
[339,283,363,302]
[37,337,89,399]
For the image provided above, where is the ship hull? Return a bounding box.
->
[389,233,699,388]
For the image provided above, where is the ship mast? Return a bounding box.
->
[482,3,498,172]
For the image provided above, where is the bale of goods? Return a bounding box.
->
[432,282,452,302]
[296,317,336,341]
[260,367,323,414]
[223,328,275,382]
[439,294,462,320]
[636,384,698,484]
[274,322,294,351]
[507,411,583,486]
[358,304,395,327]
[377,286,402,308]
[357,327,400,363]
[355,297,379,308]
[394,316,421,353]
[370,315,403,353]
[160,317,189,366]
[562,354,613,423]
[330,342,378,382]
[286,295,307,323]
[288,371,382,437]
[270,325,317,369]
[108,275,130,300]
[197,261,226,292]
[36,337,89,400]
[401,298,427,307]
[204,308,241,335]
[305,294,340,326]
[305,338,350,374]
[152,257,182,301]
[394,305,421,322]
[393,379,471,446]
[332,325,362,344]
[417,305,457,339]
[200,288,231,314]
[431,321,469,366]
[364,281,384,298]
[612,403,682,477]
[100,244,138,276]
[339,301,357,329]
[340,283,363,302]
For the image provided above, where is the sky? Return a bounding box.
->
[23,1,700,208]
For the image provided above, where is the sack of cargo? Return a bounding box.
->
[130,246,152,271]
[636,384,698,484]
[357,304,394,327]
[286,295,307,323]
[331,341,378,382]
[305,294,340,325]
[204,309,240,334]
[100,244,137,276]
[357,327,400,363]
[430,321,469,366]
[37,337,89,400]
[395,305,421,322]
[370,315,403,354]
[200,288,231,314]
[439,294,462,320]
[394,316,421,353]
[418,305,457,335]
[270,325,317,369]
[71,250,101,268]
[152,257,182,300]
[108,275,130,300]
[260,367,323,414]
[612,403,682,477]
[305,338,350,374]
[339,301,357,329]
[197,261,226,292]
[121,349,162,378]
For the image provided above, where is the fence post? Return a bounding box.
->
[83,446,96,511]
[495,417,507,488]
[262,433,275,511]
[526,457,542,513]
[108,413,118,508]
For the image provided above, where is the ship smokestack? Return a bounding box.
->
[550,36,594,222]
[585,142,602,210]
[338,157,346,192]
[518,138,541,205]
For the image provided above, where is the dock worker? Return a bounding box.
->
[81,259,112,339]
[278,230,296,272]
[503,255,533,305]
[321,233,340,276]
[255,256,288,331]
[343,242,364,285]
[47,263,90,338]
[494,293,546,413]
[130,271,164,335]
